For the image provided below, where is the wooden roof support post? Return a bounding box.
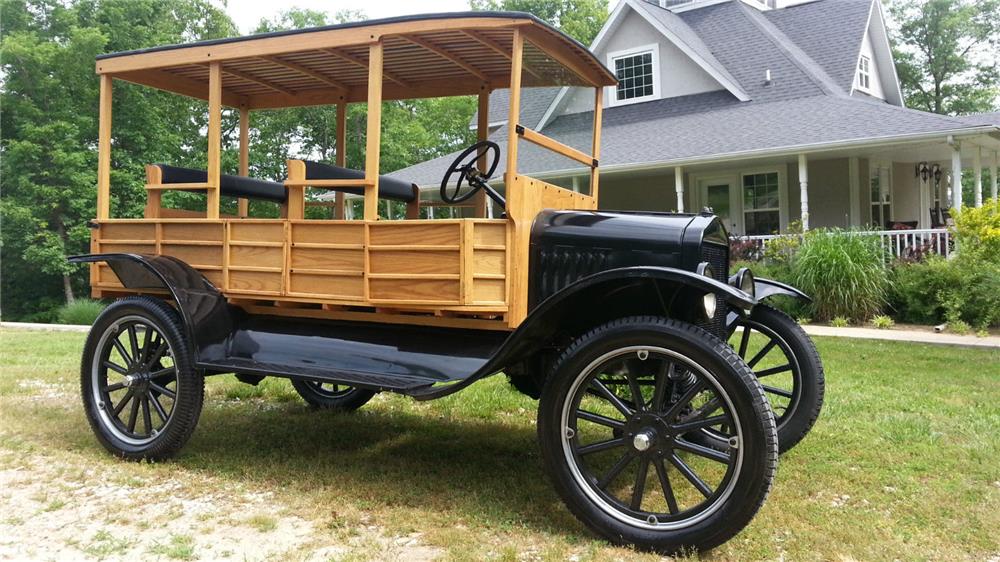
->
[590,86,603,206]
[285,159,306,219]
[475,86,490,218]
[238,105,250,218]
[364,41,384,222]
[336,100,347,219]
[206,62,222,219]
[505,30,523,182]
[97,74,113,220]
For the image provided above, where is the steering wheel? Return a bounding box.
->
[440,140,506,209]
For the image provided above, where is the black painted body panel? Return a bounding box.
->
[211,315,507,392]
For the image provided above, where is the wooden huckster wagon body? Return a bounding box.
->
[72,13,824,554]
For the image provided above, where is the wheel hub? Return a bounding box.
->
[625,413,674,455]
[632,431,655,452]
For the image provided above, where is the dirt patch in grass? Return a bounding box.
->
[0,448,443,561]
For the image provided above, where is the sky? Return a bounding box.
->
[218,0,472,34]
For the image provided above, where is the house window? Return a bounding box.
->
[742,172,780,235]
[870,166,891,228]
[608,45,659,106]
[857,55,871,91]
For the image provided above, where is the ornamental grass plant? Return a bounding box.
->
[790,229,889,323]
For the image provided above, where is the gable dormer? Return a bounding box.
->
[537,0,748,127]
[851,0,903,105]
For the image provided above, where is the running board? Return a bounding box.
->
[198,315,509,395]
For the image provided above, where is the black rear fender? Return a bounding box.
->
[67,253,237,361]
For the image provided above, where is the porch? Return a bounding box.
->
[591,131,1000,237]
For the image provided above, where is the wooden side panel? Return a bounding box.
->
[368,221,463,304]
[93,218,511,319]
[287,221,366,300]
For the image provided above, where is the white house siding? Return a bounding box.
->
[786,158,852,229]
[892,161,921,225]
[561,9,725,115]
[597,171,684,212]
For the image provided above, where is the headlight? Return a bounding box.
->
[729,267,755,298]
[697,262,717,319]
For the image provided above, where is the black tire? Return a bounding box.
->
[290,379,376,411]
[80,296,204,461]
[728,304,824,453]
[537,316,777,554]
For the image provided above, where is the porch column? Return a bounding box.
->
[674,166,684,212]
[798,154,809,230]
[992,150,999,202]
[973,146,983,207]
[950,142,962,212]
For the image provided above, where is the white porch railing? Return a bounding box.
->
[735,228,952,261]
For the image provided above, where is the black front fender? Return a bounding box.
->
[68,253,236,360]
[412,266,755,400]
[755,277,812,302]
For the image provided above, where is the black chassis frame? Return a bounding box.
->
[69,212,810,402]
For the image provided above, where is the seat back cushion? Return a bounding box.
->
[156,164,287,203]
[302,161,417,203]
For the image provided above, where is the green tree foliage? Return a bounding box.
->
[0,2,479,320]
[1,0,236,320]
[469,0,608,45]
[889,0,1000,115]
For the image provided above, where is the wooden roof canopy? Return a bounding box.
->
[96,12,617,109]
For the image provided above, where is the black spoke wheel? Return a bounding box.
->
[81,297,203,461]
[725,304,824,453]
[538,317,777,554]
[291,379,376,411]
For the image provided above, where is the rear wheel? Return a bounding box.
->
[80,297,204,461]
[537,317,777,554]
[291,379,376,411]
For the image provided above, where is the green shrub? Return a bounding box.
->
[890,254,1000,328]
[792,229,888,322]
[948,320,971,335]
[56,299,106,325]
[952,199,1000,263]
[830,316,850,327]
[871,315,894,329]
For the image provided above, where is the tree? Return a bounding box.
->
[469,0,609,45]
[1,0,237,320]
[889,0,1000,115]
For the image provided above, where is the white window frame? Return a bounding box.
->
[869,162,893,227]
[607,43,660,107]
[740,170,784,236]
[857,55,872,92]
[691,166,787,236]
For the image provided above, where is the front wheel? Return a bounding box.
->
[728,304,824,453]
[80,297,204,461]
[537,317,777,554]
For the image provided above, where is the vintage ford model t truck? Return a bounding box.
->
[72,12,823,553]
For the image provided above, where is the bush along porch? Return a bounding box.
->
[729,200,1000,333]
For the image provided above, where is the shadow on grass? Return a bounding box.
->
[166,400,582,537]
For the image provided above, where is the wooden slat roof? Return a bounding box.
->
[97,12,616,109]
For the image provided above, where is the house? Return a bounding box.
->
[388,0,1000,242]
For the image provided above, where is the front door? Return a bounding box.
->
[699,178,740,235]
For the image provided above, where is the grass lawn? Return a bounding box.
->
[1,327,998,561]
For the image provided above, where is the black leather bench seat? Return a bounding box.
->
[156,164,287,203]
[303,160,417,203]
